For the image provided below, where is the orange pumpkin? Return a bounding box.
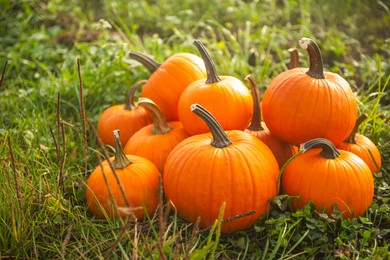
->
[124,98,190,171]
[244,75,297,168]
[262,38,357,146]
[164,104,279,233]
[281,138,374,219]
[337,114,382,173]
[178,40,253,135]
[86,130,159,219]
[129,51,206,121]
[97,80,152,147]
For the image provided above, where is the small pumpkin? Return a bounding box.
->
[262,38,357,146]
[281,138,374,218]
[124,97,190,171]
[86,130,160,219]
[97,80,152,147]
[164,104,279,233]
[245,75,297,168]
[337,114,382,173]
[178,40,253,135]
[129,50,206,121]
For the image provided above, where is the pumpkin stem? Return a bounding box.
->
[245,75,265,131]
[288,48,300,69]
[190,104,232,148]
[344,114,369,143]
[129,51,160,74]
[193,40,221,84]
[124,79,147,110]
[138,97,173,135]
[112,130,132,169]
[301,138,340,159]
[298,38,325,79]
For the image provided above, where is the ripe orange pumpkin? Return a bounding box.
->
[86,130,159,219]
[244,75,297,168]
[262,38,357,146]
[97,80,152,147]
[124,98,190,171]
[178,40,253,135]
[129,50,206,121]
[337,114,382,173]
[281,138,374,219]
[164,104,279,233]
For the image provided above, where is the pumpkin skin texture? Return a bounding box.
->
[97,80,152,147]
[337,114,382,173]
[178,40,253,136]
[129,51,206,121]
[244,75,297,168]
[164,104,279,234]
[86,130,159,220]
[281,138,374,219]
[124,98,190,171]
[262,38,357,146]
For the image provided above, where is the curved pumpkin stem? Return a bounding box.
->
[298,38,325,79]
[191,104,232,148]
[344,114,369,143]
[112,130,132,169]
[138,97,172,135]
[193,40,221,84]
[301,138,340,159]
[288,48,299,69]
[129,51,160,74]
[124,79,147,110]
[245,75,265,131]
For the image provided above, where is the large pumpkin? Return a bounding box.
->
[129,50,206,121]
[178,40,253,135]
[262,38,357,146]
[164,104,279,233]
[124,98,190,171]
[281,138,374,218]
[337,114,382,173]
[244,75,297,168]
[86,130,160,220]
[97,80,152,147]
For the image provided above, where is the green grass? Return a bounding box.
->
[0,0,389,258]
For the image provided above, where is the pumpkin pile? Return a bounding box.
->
[85,37,382,233]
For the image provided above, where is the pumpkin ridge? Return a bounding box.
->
[169,55,207,81]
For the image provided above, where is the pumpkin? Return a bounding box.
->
[288,47,299,69]
[164,104,279,233]
[97,80,152,147]
[281,138,374,218]
[262,37,357,146]
[86,130,159,219]
[178,40,253,135]
[129,50,206,121]
[337,114,382,173]
[124,97,190,171]
[244,75,297,168]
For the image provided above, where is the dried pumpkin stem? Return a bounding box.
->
[190,104,232,148]
[344,114,368,143]
[113,130,132,169]
[288,48,299,69]
[298,37,325,79]
[245,75,265,131]
[138,97,172,135]
[194,40,221,84]
[301,138,340,159]
[124,79,147,110]
[129,51,160,74]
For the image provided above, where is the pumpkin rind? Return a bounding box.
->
[164,104,279,233]
[86,130,159,219]
[281,138,374,218]
[262,38,357,146]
